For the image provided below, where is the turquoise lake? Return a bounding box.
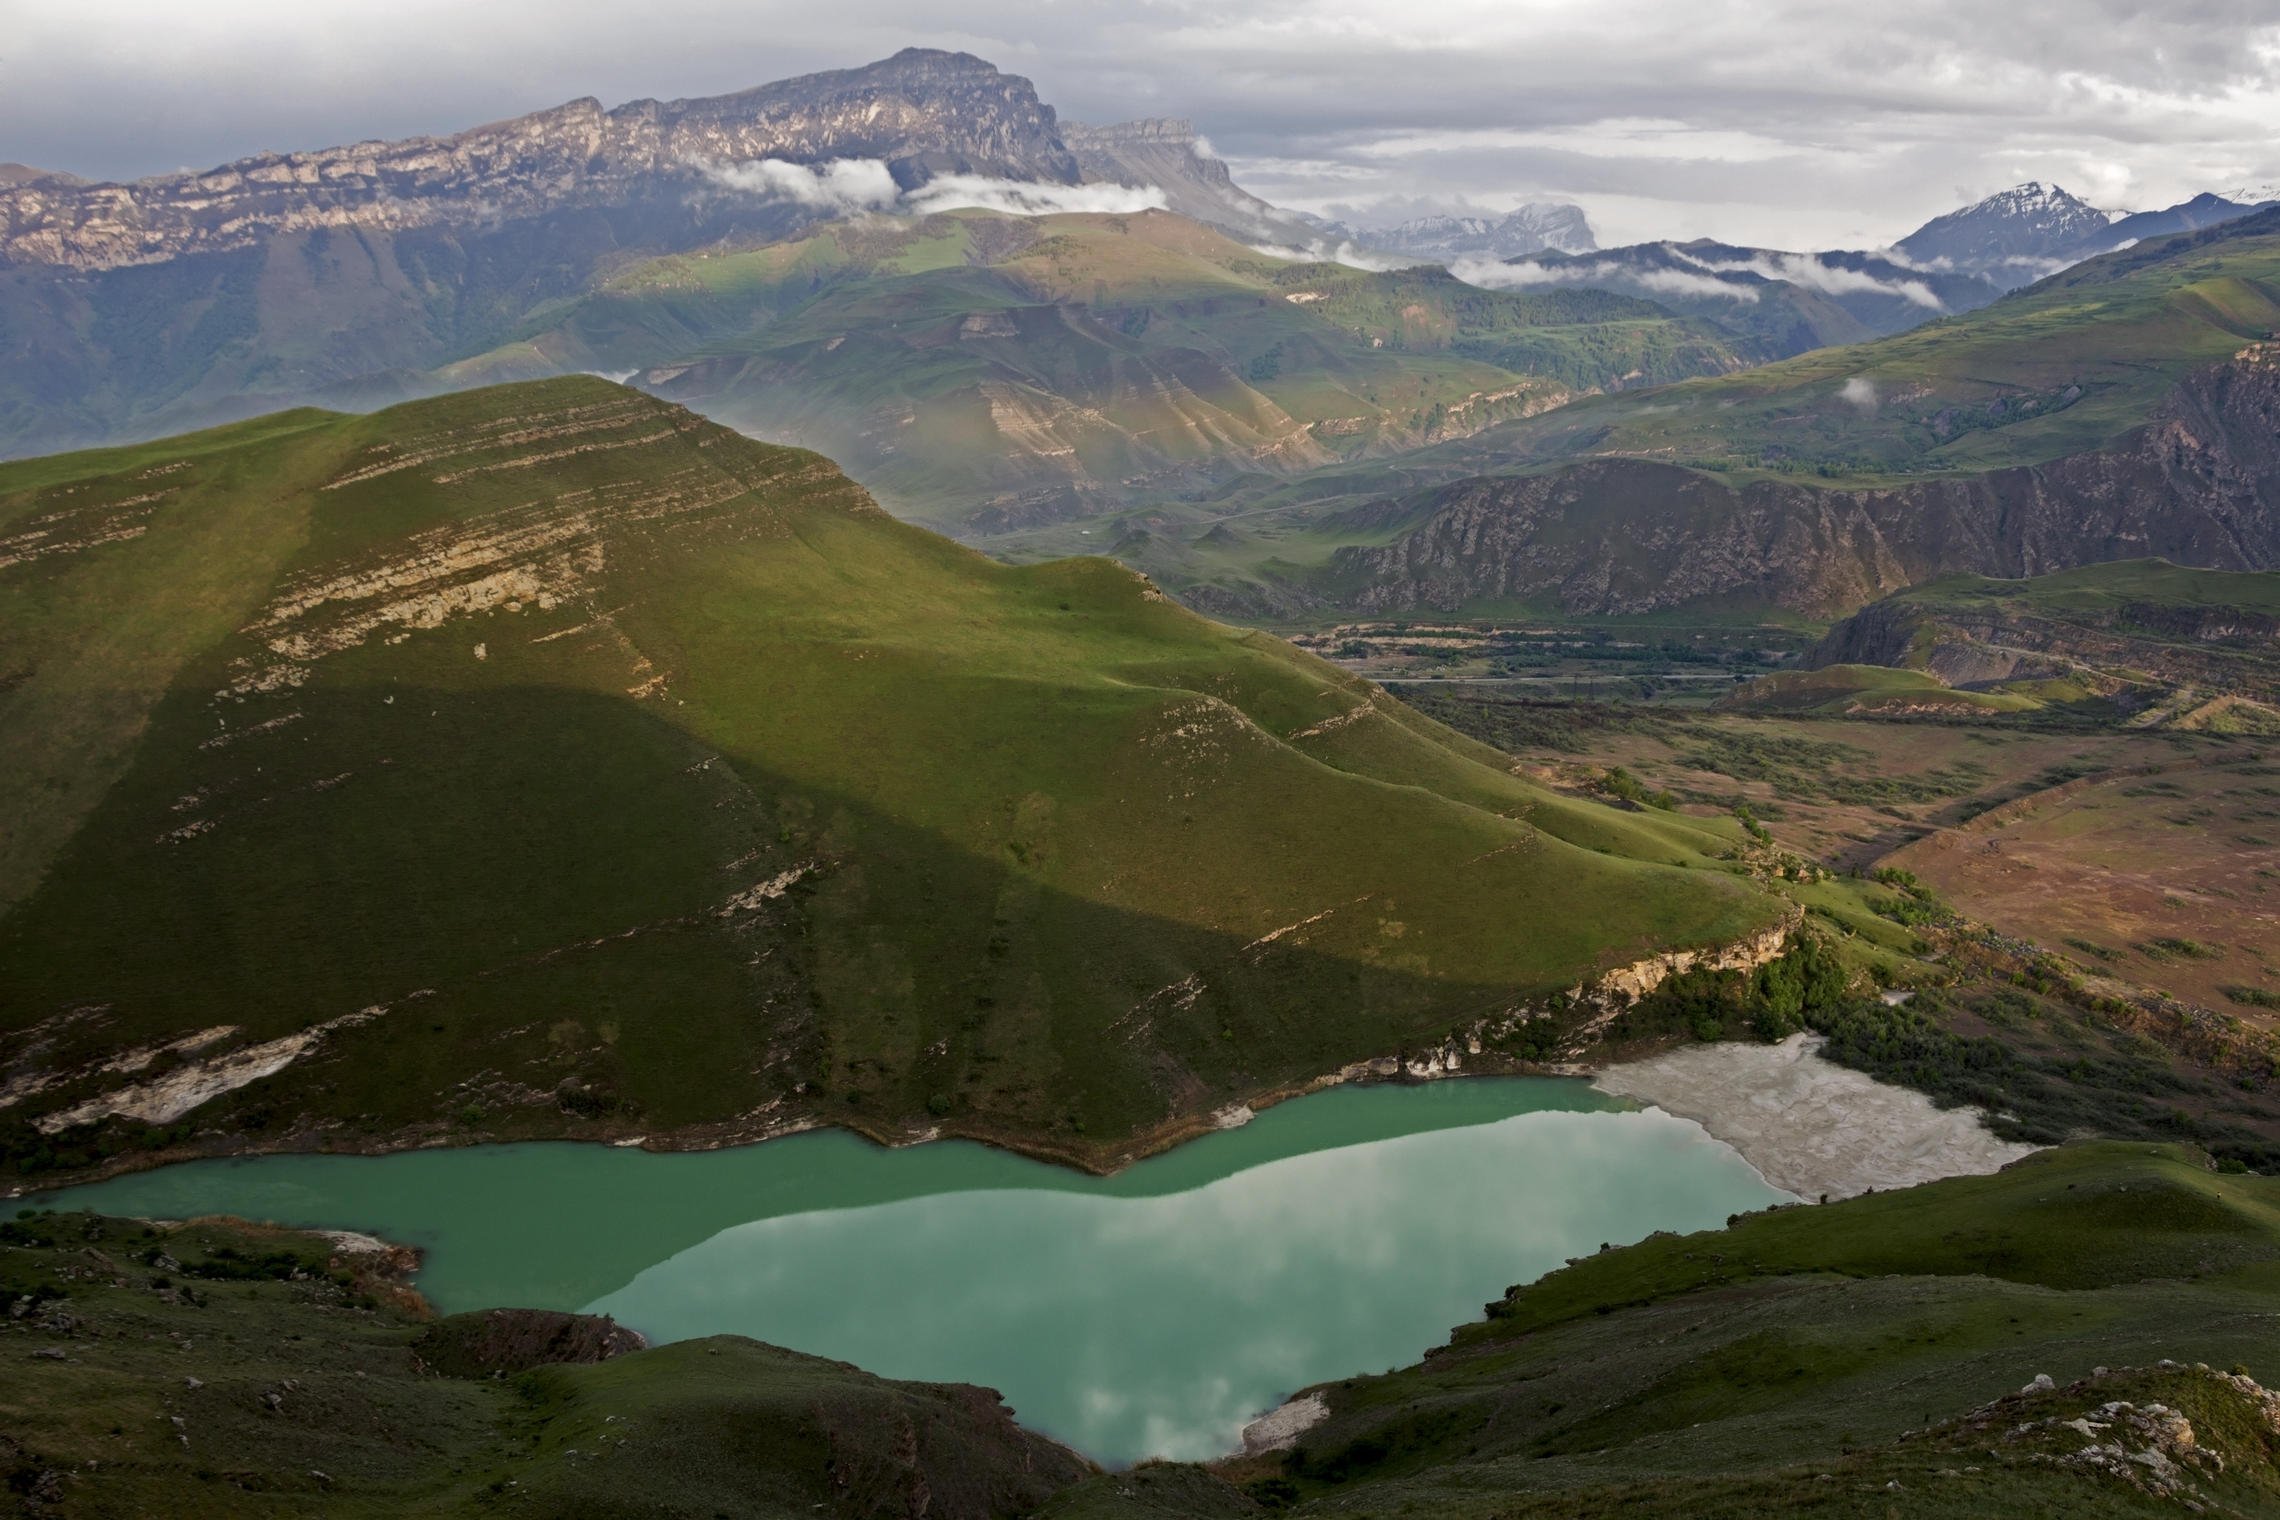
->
[29,1078,1787,1464]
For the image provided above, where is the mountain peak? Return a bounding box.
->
[1896,182,2115,287]
[0,162,80,187]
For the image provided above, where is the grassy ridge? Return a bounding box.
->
[0,377,1776,1176]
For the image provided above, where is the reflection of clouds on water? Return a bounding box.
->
[588,1106,1780,1466]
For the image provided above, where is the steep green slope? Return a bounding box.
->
[0,377,1776,1180]
[442,211,1740,529]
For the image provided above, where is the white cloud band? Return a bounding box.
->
[698,157,1170,219]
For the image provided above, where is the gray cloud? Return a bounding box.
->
[10,0,2280,249]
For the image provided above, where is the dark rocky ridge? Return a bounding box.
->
[0,49,1077,273]
[1328,344,2280,617]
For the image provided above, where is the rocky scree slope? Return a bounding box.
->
[0,376,1778,1181]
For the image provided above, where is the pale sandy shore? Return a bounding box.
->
[1593,1032,2040,1202]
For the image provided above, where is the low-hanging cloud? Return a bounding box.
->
[700,157,900,212]
[1839,376,1879,410]
[1671,247,1945,309]
[1449,256,1762,304]
[700,156,1169,219]
[1248,238,1424,273]
[904,173,1167,216]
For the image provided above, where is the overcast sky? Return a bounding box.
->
[10,0,2280,248]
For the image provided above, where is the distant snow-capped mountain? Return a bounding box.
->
[1896,182,2279,287]
[1894,182,2117,286]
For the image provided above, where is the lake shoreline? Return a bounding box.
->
[4,1016,2033,1203]
[1591,1032,2042,1201]
[4,1038,1563,1198]
[7,1030,2035,1203]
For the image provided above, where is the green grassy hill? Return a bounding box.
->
[0,377,1778,1181]
[440,211,1740,529]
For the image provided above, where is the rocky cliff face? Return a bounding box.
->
[0,49,1076,272]
[1062,118,1315,245]
[0,51,1097,456]
[1331,345,2280,617]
